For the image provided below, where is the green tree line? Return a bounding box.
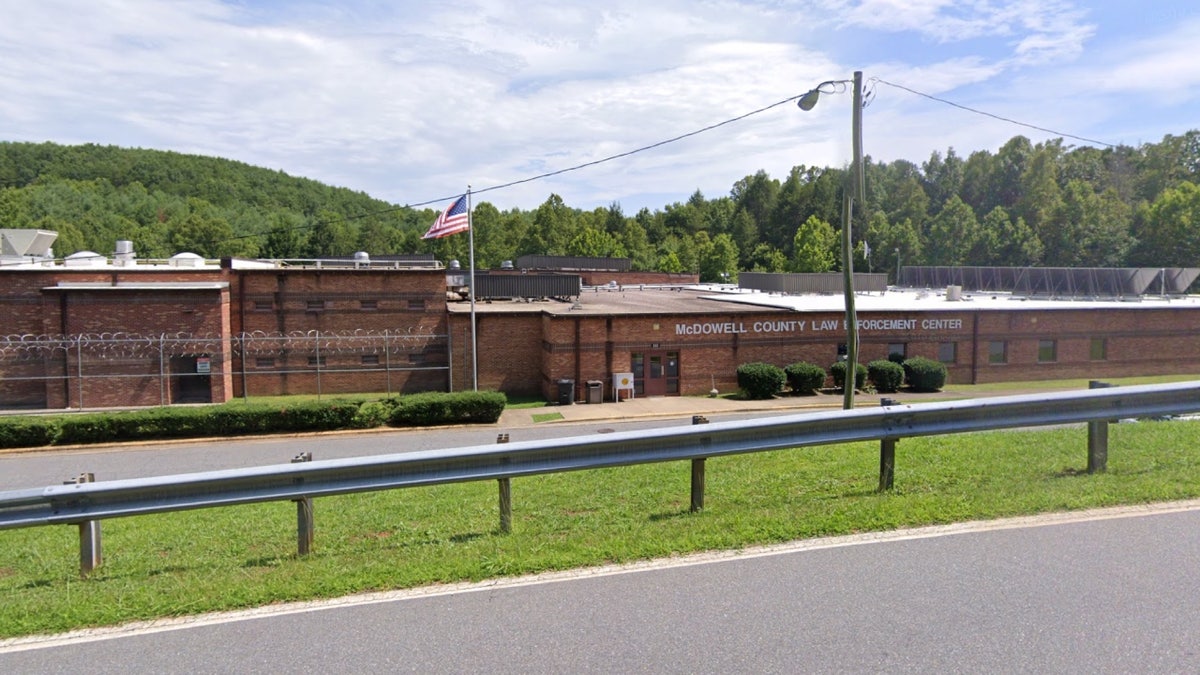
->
[2,133,1198,282]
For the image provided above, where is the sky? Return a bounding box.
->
[2,1,1198,214]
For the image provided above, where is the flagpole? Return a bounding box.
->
[467,186,478,391]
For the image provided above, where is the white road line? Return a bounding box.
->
[5,498,1200,653]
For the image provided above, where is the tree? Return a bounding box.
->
[924,196,980,266]
[922,148,964,214]
[978,207,1042,267]
[698,232,739,283]
[791,215,837,272]
[1134,181,1200,266]
[567,226,626,258]
[864,212,921,281]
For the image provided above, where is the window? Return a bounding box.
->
[253,300,273,311]
[306,300,326,312]
[988,341,1007,364]
[361,354,380,365]
[937,341,957,364]
[255,357,275,368]
[1090,338,1107,361]
[1038,340,1057,363]
[407,299,426,311]
[359,300,378,311]
[886,343,906,361]
[308,355,326,366]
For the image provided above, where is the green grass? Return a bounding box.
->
[4,419,1200,638]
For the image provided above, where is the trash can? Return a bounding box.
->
[586,380,603,404]
[557,378,575,405]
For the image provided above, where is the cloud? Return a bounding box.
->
[0,0,1195,213]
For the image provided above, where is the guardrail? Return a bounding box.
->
[4,380,1200,576]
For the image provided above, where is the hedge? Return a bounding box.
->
[387,391,507,427]
[0,392,507,449]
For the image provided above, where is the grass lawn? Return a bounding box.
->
[4,418,1200,638]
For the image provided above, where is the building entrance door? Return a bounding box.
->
[632,350,679,397]
[170,355,212,404]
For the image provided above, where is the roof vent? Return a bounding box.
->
[169,252,204,268]
[114,240,136,266]
[64,251,106,267]
[1,229,58,258]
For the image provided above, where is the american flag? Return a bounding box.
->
[422,195,470,239]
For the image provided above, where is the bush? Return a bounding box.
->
[867,360,905,393]
[736,362,786,400]
[350,401,391,429]
[388,391,507,426]
[887,351,906,364]
[903,356,948,392]
[0,417,59,449]
[829,360,868,391]
[784,362,826,395]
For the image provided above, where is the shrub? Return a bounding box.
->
[867,359,905,393]
[784,362,826,395]
[887,351,906,364]
[904,356,948,392]
[736,362,786,400]
[389,391,506,426]
[350,401,391,429]
[0,417,59,449]
[829,361,868,391]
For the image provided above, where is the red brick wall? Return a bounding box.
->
[226,268,450,397]
[449,312,544,396]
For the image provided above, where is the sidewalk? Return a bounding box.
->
[496,388,981,428]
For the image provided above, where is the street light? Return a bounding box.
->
[798,71,865,410]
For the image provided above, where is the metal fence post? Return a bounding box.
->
[497,434,512,533]
[65,472,101,577]
[879,398,898,491]
[292,453,314,555]
[691,415,709,512]
[1088,381,1112,474]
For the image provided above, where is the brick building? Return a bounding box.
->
[3,231,1200,410]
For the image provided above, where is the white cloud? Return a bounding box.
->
[0,0,1195,212]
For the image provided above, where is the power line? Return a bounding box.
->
[872,78,1117,148]
[233,93,809,240]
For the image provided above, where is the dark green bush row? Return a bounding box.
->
[0,391,508,449]
[387,391,507,426]
[737,362,786,400]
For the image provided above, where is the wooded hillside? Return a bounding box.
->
[2,133,1198,281]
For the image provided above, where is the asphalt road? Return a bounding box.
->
[4,504,1199,673]
[0,411,776,490]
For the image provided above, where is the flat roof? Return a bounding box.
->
[46,282,230,291]
[449,284,1200,316]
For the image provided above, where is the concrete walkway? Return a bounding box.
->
[496,386,1019,428]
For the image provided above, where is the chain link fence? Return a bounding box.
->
[0,328,450,410]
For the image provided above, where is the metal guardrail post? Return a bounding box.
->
[691,415,709,512]
[291,453,314,555]
[879,399,898,491]
[497,434,512,533]
[65,472,101,577]
[1088,381,1112,474]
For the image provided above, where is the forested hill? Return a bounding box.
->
[2,133,1199,282]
